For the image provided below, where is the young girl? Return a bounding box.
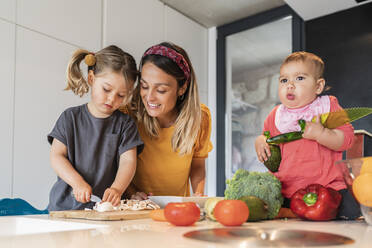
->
[47,45,143,211]
[255,51,361,220]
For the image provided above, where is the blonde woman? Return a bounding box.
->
[123,42,212,199]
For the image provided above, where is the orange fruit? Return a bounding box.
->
[360,157,372,175]
[352,173,372,207]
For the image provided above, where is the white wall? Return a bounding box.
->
[0,0,209,209]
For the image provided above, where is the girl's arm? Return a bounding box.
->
[50,138,91,203]
[190,158,206,195]
[103,147,137,205]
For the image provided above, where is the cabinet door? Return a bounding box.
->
[13,27,87,209]
[0,20,15,198]
[165,6,208,104]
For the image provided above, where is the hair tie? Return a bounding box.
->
[142,45,190,81]
[84,53,96,67]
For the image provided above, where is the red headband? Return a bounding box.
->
[142,45,191,81]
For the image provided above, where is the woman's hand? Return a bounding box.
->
[72,182,92,203]
[255,135,271,163]
[102,187,122,206]
[131,192,152,200]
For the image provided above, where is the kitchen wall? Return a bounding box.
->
[305,2,372,133]
[0,0,209,209]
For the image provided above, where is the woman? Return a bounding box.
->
[123,42,212,199]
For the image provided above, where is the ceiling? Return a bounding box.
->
[159,0,372,84]
[159,0,285,28]
[160,0,372,27]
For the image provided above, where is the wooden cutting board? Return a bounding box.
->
[49,209,151,221]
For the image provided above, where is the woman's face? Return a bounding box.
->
[278,61,324,109]
[140,62,186,127]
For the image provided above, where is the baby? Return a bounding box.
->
[255,51,361,220]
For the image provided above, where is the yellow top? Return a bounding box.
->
[126,104,213,197]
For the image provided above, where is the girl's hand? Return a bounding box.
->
[72,182,92,203]
[102,187,122,206]
[131,192,152,200]
[255,135,271,163]
[302,116,325,141]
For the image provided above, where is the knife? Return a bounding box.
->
[90,195,102,203]
[312,107,372,129]
[70,192,101,202]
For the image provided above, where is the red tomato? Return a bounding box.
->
[164,202,200,226]
[214,200,249,226]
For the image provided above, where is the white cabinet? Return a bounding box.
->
[0,0,209,207]
[0,20,15,198]
[165,6,208,102]
[104,0,164,62]
[13,27,88,209]
[17,0,102,51]
[0,0,16,22]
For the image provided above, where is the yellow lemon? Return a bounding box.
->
[352,173,372,207]
[360,157,372,175]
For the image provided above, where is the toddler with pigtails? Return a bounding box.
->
[48,45,143,211]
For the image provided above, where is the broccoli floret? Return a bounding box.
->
[224,169,283,219]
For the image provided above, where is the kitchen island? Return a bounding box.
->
[0,215,371,247]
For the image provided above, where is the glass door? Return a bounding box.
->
[216,6,304,195]
[225,16,292,179]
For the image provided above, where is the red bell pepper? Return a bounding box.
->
[290,184,342,221]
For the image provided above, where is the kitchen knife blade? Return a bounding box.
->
[90,195,101,203]
[70,192,101,202]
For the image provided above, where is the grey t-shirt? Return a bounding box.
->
[47,104,143,211]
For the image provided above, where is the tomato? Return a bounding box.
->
[214,200,249,226]
[164,202,200,226]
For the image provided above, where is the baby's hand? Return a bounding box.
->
[255,135,271,163]
[302,116,325,141]
[102,187,122,206]
[72,182,92,203]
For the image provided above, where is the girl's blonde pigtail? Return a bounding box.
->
[65,49,91,97]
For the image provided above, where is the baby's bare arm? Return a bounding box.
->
[302,120,344,150]
[255,135,271,162]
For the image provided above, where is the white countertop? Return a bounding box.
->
[1,215,371,248]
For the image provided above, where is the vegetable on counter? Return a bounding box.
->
[290,184,342,221]
[149,209,167,222]
[224,169,283,219]
[239,195,268,221]
[204,197,224,221]
[214,200,249,226]
[164,202,200,226]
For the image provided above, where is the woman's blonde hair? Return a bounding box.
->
[131,42,201,155]
[65,45,138,104]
